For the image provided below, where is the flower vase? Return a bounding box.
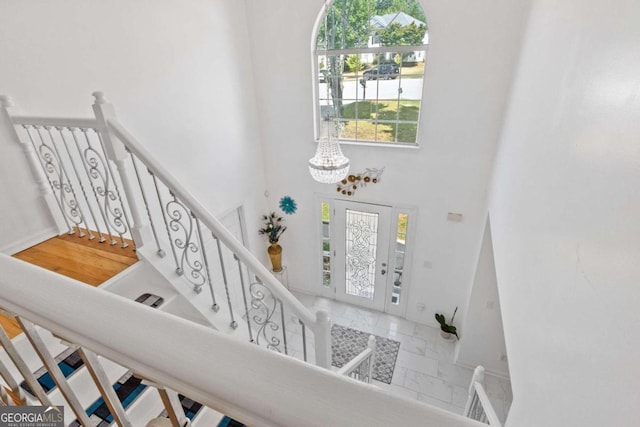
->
[268,243,283,272]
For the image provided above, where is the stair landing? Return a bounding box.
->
[1,231,138,338]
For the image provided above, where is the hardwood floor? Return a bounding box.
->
[1,231,138,338]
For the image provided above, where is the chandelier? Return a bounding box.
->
[308,122,350,184]
[308,140,350,183]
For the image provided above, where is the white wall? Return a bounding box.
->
[0,0,268,244]
[0,107,57,253]
[457,218,509,377]
[244,0,531,331]
[488,0,640,425]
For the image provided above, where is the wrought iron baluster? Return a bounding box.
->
[163,193,207,291]
[300,320,308,362]
[152,174,181,271]
[129,153,164,257]
[78,128,120,244]
[279,298,288,355]
[248,278,282,352]
[23,125,73,234]
[195,217,219,311]
[58,127,103,240]
[68,128,107,242]
[95,130,134,248]
[234,254,254,343]
[213,234,237,329]
[43,126,89,237]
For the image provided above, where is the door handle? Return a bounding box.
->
[381,269,386,275]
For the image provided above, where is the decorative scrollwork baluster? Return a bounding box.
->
[153,174,181,271]
[164,194,207,291]
[94,130,134,248]
[195,217,218,311]
[57,127,103,241]
[249,280,282,352]
[69,128,108,242]
[78,128,130,246]
[43,126,90,238]
[23,125,80,235]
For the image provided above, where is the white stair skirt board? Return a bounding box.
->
[134,245,312,363]
[135,244,253,342]
[100,260,212,328]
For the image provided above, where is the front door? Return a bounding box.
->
[334,200,391,311]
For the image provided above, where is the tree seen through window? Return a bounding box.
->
[315,0,428,145]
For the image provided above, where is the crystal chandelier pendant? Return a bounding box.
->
[308,135,350,184]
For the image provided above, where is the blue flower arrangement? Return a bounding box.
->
[259,212,287,244]
[279,196,297,215]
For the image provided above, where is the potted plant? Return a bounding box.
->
[259,212,287,272]
[435,307,459,340]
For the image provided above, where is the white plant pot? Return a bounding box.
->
[440,330,452,340]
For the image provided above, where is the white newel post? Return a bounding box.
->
[314,309,332,369]
[0,95,68,234]
[91,91,146,248]
[464,365,485,416]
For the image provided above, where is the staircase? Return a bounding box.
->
[0,93,487,426]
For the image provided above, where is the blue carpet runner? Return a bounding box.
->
[218,416,248,427]
[18,292,244,425]
[20,293,164,396]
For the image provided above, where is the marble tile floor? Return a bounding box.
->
[291,292,513,424]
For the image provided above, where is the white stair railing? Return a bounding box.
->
[1,92,332,369]
[0,253,483,427]
[0,96,135,248]
[337,334,376,383]
[463,366,503,426]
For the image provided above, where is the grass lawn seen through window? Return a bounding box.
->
[339,100,419,143]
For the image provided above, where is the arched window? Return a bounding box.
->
[314,0,428,145]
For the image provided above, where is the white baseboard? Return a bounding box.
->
[0,226,58,255]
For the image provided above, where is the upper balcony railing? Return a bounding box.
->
[0,253,484,427]
[464,366,503,426]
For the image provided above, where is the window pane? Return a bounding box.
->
[321,202,331,288]
[315,1,428,145]
[319,53,423,144]
[316,0,428,51]
[392,213,409,305]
